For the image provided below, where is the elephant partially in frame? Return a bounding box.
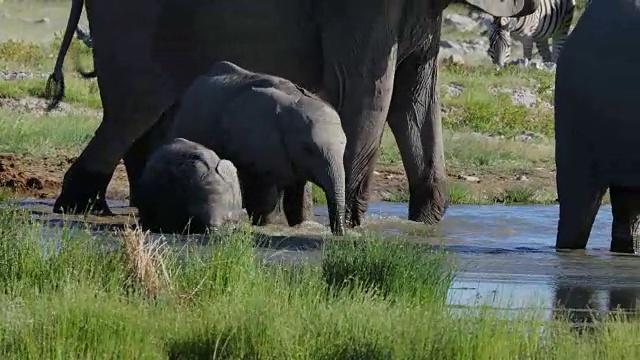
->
[46,0,540,228]
[554,0,640,253]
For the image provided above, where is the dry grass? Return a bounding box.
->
[118,225,171,297]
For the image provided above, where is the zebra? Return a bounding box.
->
[486,0,577,67]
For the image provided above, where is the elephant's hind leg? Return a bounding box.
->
[556,179,605,250]
[282,180,311,227]
[239,172,281,227]
[554,66,606,250]
[124,102,180,207]
[555,122,605,249]
[609,186,640,254]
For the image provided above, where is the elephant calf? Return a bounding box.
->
[554,0,640,253]
[168,61,346,236]
[135,137,243,234]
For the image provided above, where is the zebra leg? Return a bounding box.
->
[551,3,576,63]
[521,39,534,66]
[536,39,553,63]
[551,33,570,63]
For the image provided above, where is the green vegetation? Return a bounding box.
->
[0,204,638,358]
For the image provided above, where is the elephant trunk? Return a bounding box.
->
[321,158,346,236]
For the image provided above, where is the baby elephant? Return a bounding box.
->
[135,137,243,234]
[168,61,346,235]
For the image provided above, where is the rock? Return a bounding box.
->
[514,131,545,142]
[439,38,490,65]
[494,87,539,108]
[441,53,465,66]
[510,88,538,108]
[458,175,480,183]
[468,10,494,31]
[33,18,49,24]
[516,175,529,182]
[504,58,557,72]
[443,13,478,33]
[444,83,464,98]
[514,134,533,142]
[0,70,48,80]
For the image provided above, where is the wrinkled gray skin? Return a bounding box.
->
[135,137,243,234]
[46,0,540,228]
[554,0,640,253]
[169,61,347,236]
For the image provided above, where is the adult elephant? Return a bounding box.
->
[554,0,640,253]
[47,0,539,227]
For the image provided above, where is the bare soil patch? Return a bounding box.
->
[1,152,557,204]
[0,153,129,200]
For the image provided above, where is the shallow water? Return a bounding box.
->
[11,198,640,323]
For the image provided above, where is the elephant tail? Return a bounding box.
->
[45,0,85,111]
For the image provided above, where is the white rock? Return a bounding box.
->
[443,14,478,33]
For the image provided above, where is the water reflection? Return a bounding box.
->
[553,281,640,326]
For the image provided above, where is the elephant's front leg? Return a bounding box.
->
[609,186,640,254]
[386,49,448,225]
[320,14,398,227]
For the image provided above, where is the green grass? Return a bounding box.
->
[381,181,557,205]
[0,107,99,156]
[0,204,640,358]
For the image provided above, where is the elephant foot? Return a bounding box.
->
[345,198,365,228]
[610,186,640,254]
[53,161,114,216]
[408,177,449,226]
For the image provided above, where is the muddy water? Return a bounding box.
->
[11,199,640,323]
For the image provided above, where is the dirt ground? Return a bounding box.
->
[0,152,557,204]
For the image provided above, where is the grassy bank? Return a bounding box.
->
[0,30,562,205]
[0,204,639,358]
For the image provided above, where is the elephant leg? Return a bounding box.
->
[553,286,598,325]
[123,102,179,207]
[238,186,312,226]
[238,172,281,226]
[554,90,606,249]
[53,28,175,216]
[609,186,640,254]
[609,288,638,319]
[555,166,605,250]
[282,180,308,227]
[320,9,398,227]
[387,48,448,225]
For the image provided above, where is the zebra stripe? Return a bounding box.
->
[486,0,577,66]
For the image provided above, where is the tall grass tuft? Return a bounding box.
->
[322,235,454,303]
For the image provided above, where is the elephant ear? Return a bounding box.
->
[464,0,539,17]
[215,159,239,184]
